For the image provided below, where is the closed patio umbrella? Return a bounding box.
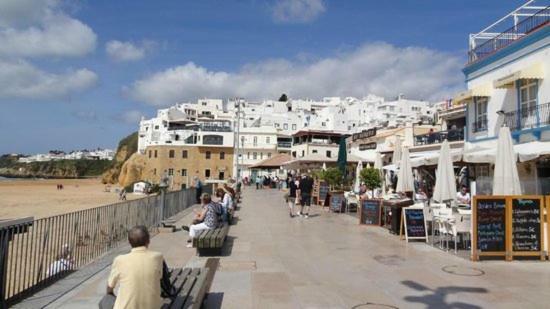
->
[392,137,402,165]
[433,139,457,203]
[374,152,385,194]
[493,126,521,195]
[354,161,363,193]
[396,147,415,193]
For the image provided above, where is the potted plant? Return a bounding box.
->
[360,167,382,198]
[322,167,345,212]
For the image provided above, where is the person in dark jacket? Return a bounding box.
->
[287,176,299,218]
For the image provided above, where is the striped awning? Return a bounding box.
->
[493,63,544,89]
[453,83,492,104]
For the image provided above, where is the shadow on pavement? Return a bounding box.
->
[401,280,488,309]
[203,292,224,309]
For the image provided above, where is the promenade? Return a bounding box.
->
[33,187,550,308]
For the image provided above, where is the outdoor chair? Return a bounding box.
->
[434,207,453,251]
[449,213,471,254]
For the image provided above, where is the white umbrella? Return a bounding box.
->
[374,152,385,195]
[493,126,521,194]
[392,137,402,165]
[396,147,415,193]
[354,161,363,193]
[433,139,457,203]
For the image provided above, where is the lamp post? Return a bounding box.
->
[158,173,169,225]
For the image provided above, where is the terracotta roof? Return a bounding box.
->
[250,153,292,168]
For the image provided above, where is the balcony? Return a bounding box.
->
[277,141,292,148]
[468,5,549,64]
[503,102,550,131]
[414,129,464,146]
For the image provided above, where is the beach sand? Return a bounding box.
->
[0,178,140,219]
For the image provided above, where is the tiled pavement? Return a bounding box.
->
[33,187,550,308]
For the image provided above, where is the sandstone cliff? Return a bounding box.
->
[117,152,148,187]
[101,132,138,184]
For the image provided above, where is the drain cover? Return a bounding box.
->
[442,265,485,276]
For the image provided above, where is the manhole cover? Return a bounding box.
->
[352,302,399,309]
[373,255,405,266]
[441,265,485,276]
[218,260,257,271]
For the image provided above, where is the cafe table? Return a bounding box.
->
[381,198,415,234]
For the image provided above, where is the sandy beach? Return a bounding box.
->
[0,178,140,219]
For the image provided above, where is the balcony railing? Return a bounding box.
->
[468,5,549,64]
[503,102,550,131]
[277,141,292,148]
[472,118,488,133]
[414,129,464,146]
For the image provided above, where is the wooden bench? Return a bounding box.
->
[193,224,229,256]
[98,267,210,309]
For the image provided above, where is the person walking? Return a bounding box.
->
[255,175,261,190]
[287,176,299,218]
[193,176,202,204]
[297,173,313,218]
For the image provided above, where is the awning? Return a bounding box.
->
[410,149,463,167]
[453,84,492,104]
[493,63,544,89]
[462,141,550,163]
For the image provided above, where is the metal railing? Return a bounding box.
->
[414,129,464,146]
[1,188,197,307]
[472,118,488,133]
[503,102,550,131]
[277,141,292,148]
[468,5,549,64]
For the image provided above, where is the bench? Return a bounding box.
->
[193,224,229,256]
[98,267,210,309]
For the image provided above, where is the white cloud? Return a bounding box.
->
[0,0,96,58]
[272,0,326,23]
[126,42,464,106]
[118,110,144,124]
[0,59,98,100]
[105,40,155,62]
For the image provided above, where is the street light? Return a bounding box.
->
[158,173,170,225]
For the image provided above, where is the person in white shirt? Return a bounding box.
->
[456,185,471,205]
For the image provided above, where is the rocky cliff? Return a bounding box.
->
[0,158,111,178]
[101,132,139,184]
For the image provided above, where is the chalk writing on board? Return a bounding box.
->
[361,200,380,225]
[330,194,343,212]
[404,209,426,238]
[512,198,541,252]
[476,199,506,252]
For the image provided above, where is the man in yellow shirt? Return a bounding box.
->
[106,225,163,309]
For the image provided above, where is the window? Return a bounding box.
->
[154,125,159,130]
[301,150,305,157]
[292,124,296,130]
[181,169,187,176]
[326,150,332,158]
[275,123,280,128]
[203,135,223,145]
[268,153,271,158]
[474,97,488,132]
[519,79,538,128]
[312,149,318,154]
[266,137,270,144]
[220,152,225,160]
[168,168,174,176]
[247,152,250,159]
[153,168,157,175]
[283,123,288,130]
[169,150,175,158]
[253,136,258,146]
[322,122,326,127]
[219,171,225,180]
[148,150,151,158]
[182,150,188,158]
[154,150,158,158]
[292,151,296,158]
[260,152,263,159]
[205,151,211,159]
[205,169,211,178]
[253,152,257,160]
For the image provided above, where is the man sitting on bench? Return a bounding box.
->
[106,225,163,309]
[182,193,222,248]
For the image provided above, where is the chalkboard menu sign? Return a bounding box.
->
[511,198,542,252]
[360,199,381,225]
[402,208,427,241]
[330,193,344,212]
[476,198,506,252]
[318,182,329,206]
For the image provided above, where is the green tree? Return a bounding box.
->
[360,167,382,197]
[278,93,288,102]
[323,167,343,190]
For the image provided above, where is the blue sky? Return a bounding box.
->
[0,0,526,154]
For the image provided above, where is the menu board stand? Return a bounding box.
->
[359,199,382,225]
[318,182,329,207]
[400,206,428,242]
[472,195,545,261]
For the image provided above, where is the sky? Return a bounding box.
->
[0,0,527,154]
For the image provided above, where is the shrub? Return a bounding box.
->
[360,167,382,195]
